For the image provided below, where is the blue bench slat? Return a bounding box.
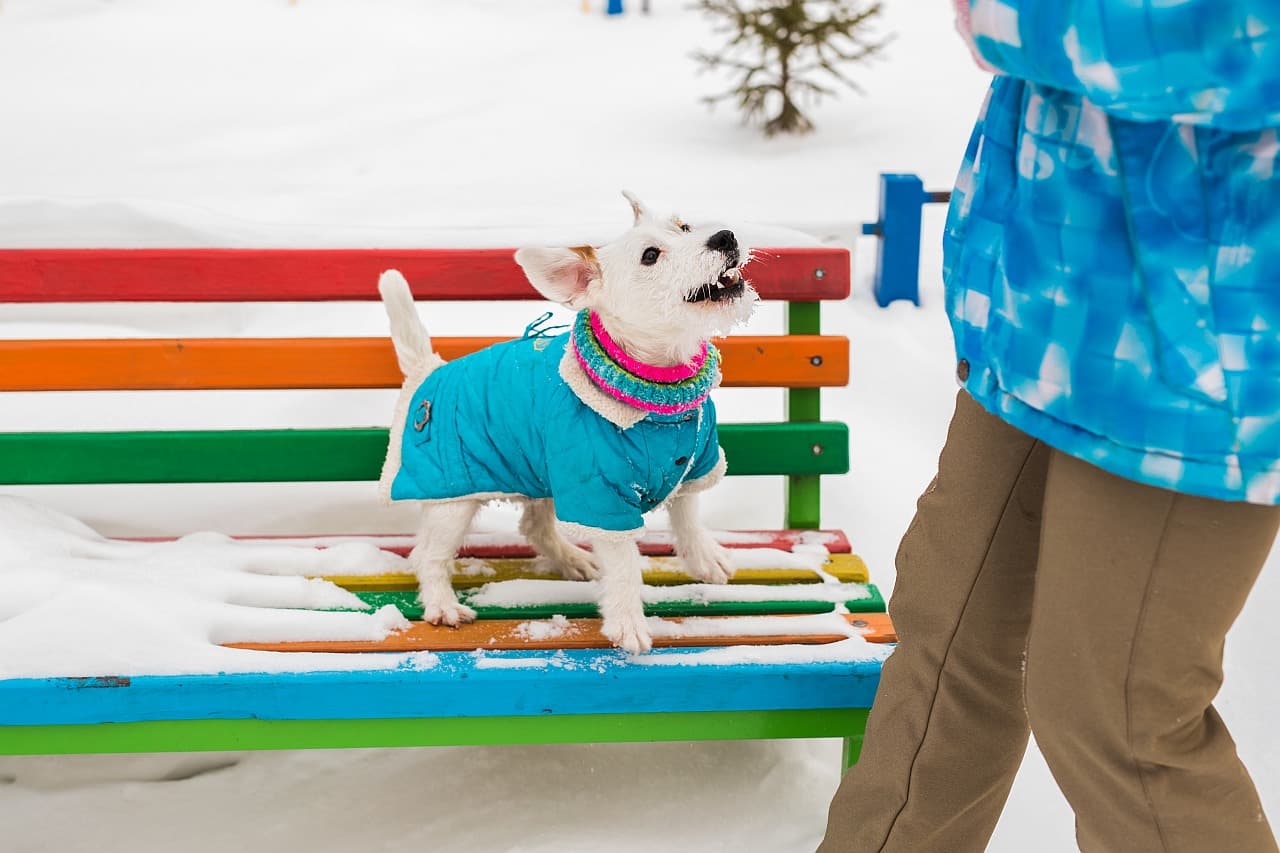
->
[0,649,883,727]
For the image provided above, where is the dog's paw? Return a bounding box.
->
[536,548,599,582]
[421,597,477,627]
[678,538,735,585]
[602,613,653,655]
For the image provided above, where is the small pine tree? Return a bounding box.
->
[692,0,886,136]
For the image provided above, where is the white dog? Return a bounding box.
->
[377,193,758,653]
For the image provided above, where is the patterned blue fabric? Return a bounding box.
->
[388,333,721,532]
[969,0,1280,130]
[947,1,1280,504]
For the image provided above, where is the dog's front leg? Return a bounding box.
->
[412,500,481,626]
[590,536,652,654]
[669,491,734,585]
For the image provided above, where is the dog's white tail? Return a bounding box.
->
[378,270,443,376]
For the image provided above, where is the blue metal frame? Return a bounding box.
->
[862,173,952,307]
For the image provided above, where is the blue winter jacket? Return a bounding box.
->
[383,333,722,533]
[948,0,1280,504]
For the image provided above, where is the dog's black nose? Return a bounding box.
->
[707,230,738,254]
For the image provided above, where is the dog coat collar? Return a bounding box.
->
[570,310,719,415]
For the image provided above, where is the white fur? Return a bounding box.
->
[520,499,599,582]
[558,346,648,429]
[378,270,442,376]
[380,194,757,652]
[593,537,654,653]
[376,270,448,506]
[515,193,758,367]
[410,500,482,627]
[672,448,728,496]
[668,491,735,585]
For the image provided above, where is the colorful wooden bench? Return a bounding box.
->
[0,246,892,765]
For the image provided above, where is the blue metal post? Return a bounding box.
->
[863,173,927,307]
[607,0,624,14]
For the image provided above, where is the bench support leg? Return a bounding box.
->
[841,734,863,772]
[786,302,822,530]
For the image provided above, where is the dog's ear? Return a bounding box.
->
[621,190,649,225]
[515,246,602,308]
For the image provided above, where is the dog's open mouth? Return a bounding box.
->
[685,267,745,304]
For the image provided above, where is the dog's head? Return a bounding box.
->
[514,193,759,365]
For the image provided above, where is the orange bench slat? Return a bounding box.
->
[226,613,894,653]
[0,335,848,391]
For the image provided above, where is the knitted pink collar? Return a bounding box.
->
[569,311,718,416]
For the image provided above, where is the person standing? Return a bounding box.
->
[820,2,1280,850]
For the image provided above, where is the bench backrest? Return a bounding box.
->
[0,247,851,529]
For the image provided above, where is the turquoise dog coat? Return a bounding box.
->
[379,328,723,535]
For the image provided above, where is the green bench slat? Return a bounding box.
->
[352,584,885,620]
[0,423,850,484]
[0,709,870,756]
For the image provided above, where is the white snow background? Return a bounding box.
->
[0,1,1276,851]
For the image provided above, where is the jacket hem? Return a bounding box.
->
[378,363,441,507]
[673,449,727,498]
[556,520,644,542]
[964,383,1280,505]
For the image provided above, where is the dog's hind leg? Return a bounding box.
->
[519,499,599,581]
[412,499,481,626]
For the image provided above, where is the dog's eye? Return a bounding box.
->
[679,222,691,233]
[641,247,661,266]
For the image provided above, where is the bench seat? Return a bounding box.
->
[0,245,890,768]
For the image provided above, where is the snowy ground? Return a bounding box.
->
[0,1,1276,851]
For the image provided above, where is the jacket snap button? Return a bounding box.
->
[675,456,689,466]
[957,359,970,382]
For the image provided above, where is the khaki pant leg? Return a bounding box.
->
[819,392,1050,853]
[1027,450,1280,853]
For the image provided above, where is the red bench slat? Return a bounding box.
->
[0,247,850,303]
